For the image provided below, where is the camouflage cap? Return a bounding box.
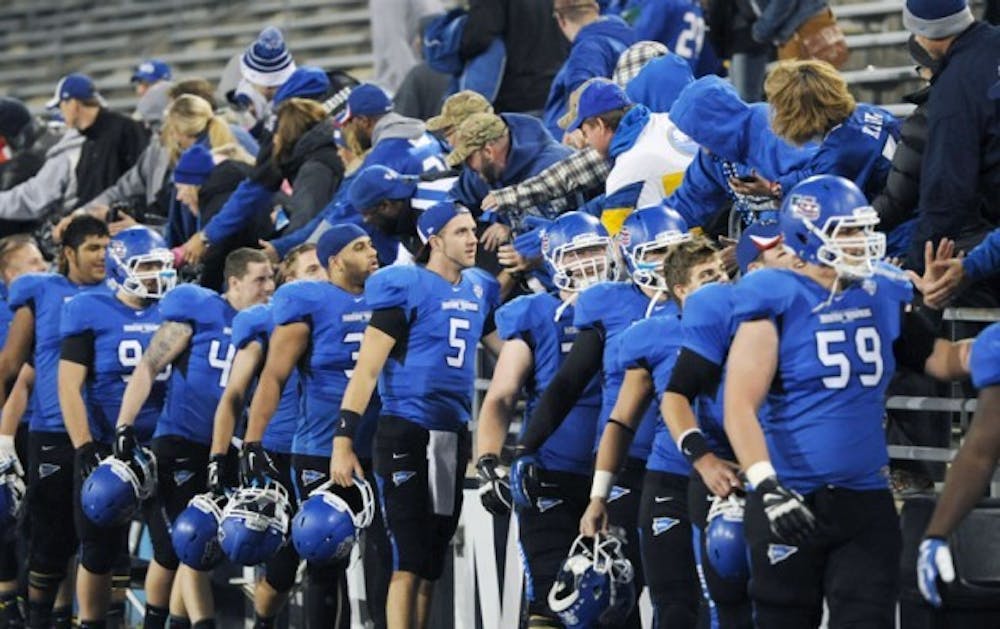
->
[558,77,604,131]
[445,112,507,168]
[427,90,493,132]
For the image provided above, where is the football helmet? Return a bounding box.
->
[219,481,292,566]
[106,226,177,299]
[0,454,25,529]
[540,212,616,292]
[291,478,375,564]
[779,175,885,280]
[172,492,228,570]
[548,530,636,628]
[81,449,157,527]
[618,205,690,289]
[706,495,749,580]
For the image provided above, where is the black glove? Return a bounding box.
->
[75,442,103,483]
[756,476,817,545]
[239,441,279,488]
[475,454,512,516]
[113,425,140,463]
[207,454,226,496]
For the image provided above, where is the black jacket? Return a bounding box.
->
[75,108,148,206]
[460,0,569,113]
[707,0,772,58]
[872,86,930,233]
[273,117,344,232]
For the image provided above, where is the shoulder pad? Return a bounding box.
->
[7,272,58,310]
[160,284,221,325]
[971,322,1000,390]
[573,281,620,330]
[59,291,111,338]
[271,280,327,326]
[620,316,680,368]
[365,265,419,311]
[730,269,799,324]
[463,267,501,310]
[495,294,543,341]
[871,263,914,304]
[231,304,273,350]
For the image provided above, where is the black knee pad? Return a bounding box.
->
[27,571,64,597]
[80,540,119,576]
[263,544,299,593]
[151,545,179,572]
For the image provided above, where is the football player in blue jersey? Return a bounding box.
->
[58,226,176,629]
[242,225,383,629]
[0,215,109,629]
[336,202,502,629]
[206,242,323,629]
[517,204,690,629]
[918,322,1000,607]
[114,248,274,629]
[724,175,973,627]
[579,236,727,629]
[475,212,614,628]
[0,234,47,627]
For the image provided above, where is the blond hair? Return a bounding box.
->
[764,60,856,145]
[662,236,718,301]
[273,98,328,163]
[162,94,237,163]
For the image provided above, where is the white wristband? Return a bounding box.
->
[746,461,777,489]
[590,470,616,500]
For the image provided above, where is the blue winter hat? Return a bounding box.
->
[568,79,632,132]
[46,73,103,109]
[131,59,172,84]
[903,0,973,39]
[337,83,393,125]
[174,145,215,186]
[241,26,297,88]
[736,221,783,274]
[316,223,368,265]
[273,66,331,105]
[348,166,418,213]
[417,202,471,243]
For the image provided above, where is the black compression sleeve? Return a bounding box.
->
[482,308,497,337]
[368,307,410,343]
[665,348,723,402]
[893,307,940,373]
[60,331,95,368]
[518,327,604,452]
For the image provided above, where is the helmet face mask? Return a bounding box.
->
[548,530,636,628]
[219,481,292,566]
[541,212,616,293]
[107,227,177,300]
[812,208,886,280]
[618,205,691,290]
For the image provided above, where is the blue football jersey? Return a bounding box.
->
[496,292,601,475]
[60,292,166,444]
[362,133,449,177]
[271,280,380,459]
[629,0,705,69]
[677,282,740,460]
[970,322,1000,390]
[8,272,109,434]
[574,281,675,460]
[731,266,912,493]
[618,314,689,475]
[365,265,501,432]
[231,304,299,455]
[154,284,238,445]
[0,284,34,427]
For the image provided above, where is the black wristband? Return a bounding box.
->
[679,429,711,464]
[607,418,636,435]
[335,410,361,440]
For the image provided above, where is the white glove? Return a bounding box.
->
[0,435,22,477]
[917,537,956,608]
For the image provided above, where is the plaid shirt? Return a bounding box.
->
[490,148,611,220]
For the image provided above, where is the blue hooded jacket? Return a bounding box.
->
[423,8,507,102]
[624,52,693,113]
[542,16,636,139]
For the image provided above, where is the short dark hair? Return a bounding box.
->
[277,243,317,285]
[169,78,218,110]
[62,215,109,251]
[584,104,633,133]
[223,247,270,283]
[662,236,718,300]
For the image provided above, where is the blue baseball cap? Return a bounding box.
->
[736,221,783,274]
[337,83,392,125]
[273,66,331,105]
[348,166,418,213]
[46,73,103,109]
[131,59,172,84]
[417,202,471,244]
[568,78,632,132]
[316,223,368,266]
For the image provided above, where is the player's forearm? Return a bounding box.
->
[924,339,972,382]
[477,394,516,457]
[593,418,634,475]
[210,391,244,456]
[1,367,31,437]
[58,379,92,448]
[340,373,377,416]
[723,401,770,473]
[661,392,699,443]
[116,362,155,428]
[243,376,284,444]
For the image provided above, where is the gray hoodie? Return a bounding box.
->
[0,129,84,220]
[372,112,428,144]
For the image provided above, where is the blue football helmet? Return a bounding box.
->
[219,481,291,566]
[618,205,691,289]
[548,530,636,628]
[779,175,885,280]
[292,478,375,564]
[0,454,25,529]
[539,212,616,292]
[81,449,157,527]
[172,492,228,570]
[706,495,749,580]
[106,226,176,299]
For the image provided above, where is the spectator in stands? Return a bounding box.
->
[706,0,772,101]
[134,81,172,135]
[170,79,218,109]
[131,58,172,97]
[542,0,636,139]
[426,90,494,146]
[459,0,568,115]
[0,124,84,226]
[371,0,444,93]
[750,0,830,57]
[174,144,267,291]
[47,73,148,207]
[236,26,297,140]
[903,0,1000,303]
[348,165,425,260]
[626,0,707,71]
[0,97,66,236]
